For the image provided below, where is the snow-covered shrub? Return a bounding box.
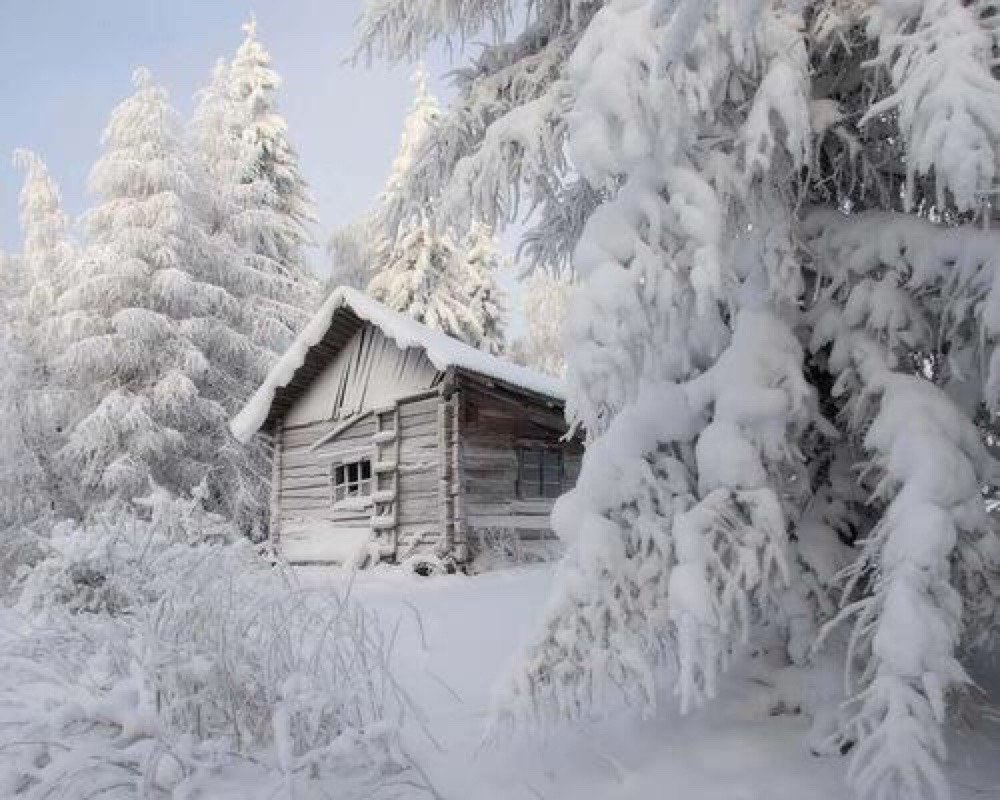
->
[0,527,431,798]
[16,484,234,615]
[467,527,563,572]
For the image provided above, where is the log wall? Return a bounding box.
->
[456,381,582,547]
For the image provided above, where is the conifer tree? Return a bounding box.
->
[7,150,79,519]
[57,68,258,527]
[227,16,319,355]
[11,150,75,336]
[0,262,47,533]
[363,64,508,352]
[356,2,1000,798]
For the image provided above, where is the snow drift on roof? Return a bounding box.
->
[230,286,565,443]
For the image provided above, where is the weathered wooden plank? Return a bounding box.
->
[270,419,283,546]
[282,499,335,513]
[463,466,518,483]
[399,511,440,526]
[399,432,439,449]
[309,410,375,451]
[400,408,440,429]
[282,417,378,449]
[460,443,520,460]
[303,424,379,451]
[450,390,467,559]
[282,446,375,471]
[466,514,553,531]
[281,511,370,525]
[281,483,334,499]
[398,427,439,446]
[281,475,331,492]
[281,459,330,474]
[399,393,441,414]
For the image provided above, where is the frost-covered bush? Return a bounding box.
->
[16,484,234,615]
[467,527,563,572]
[0,508,431,798]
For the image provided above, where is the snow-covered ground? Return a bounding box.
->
[294,565,1000,800]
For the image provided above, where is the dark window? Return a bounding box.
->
[517,447,563,499]
[332,458,372,502]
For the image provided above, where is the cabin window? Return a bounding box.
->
[517,447,563,500]
[332,459,372,502]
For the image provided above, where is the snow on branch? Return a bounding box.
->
[805,209,1000,409]
[353,0,515,63]
[865,0,1000,211]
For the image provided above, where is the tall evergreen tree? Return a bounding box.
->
[356,2,1000,798]
[0,258,47,533]
[11,150,75,336]
[227,16,319,356]
[57,68,257,525]
[354,64,508,352]
[7,150,79,519]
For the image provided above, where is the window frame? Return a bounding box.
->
[516,446,564,500]
[331,457,373,503]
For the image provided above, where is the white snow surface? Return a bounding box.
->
[289,566,999,800]
[2,565,998,798]
[231,286,564,442]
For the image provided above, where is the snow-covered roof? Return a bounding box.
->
[230,286,565,443]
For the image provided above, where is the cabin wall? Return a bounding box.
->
[277,413,379,563]
[456,383,582,551]
[395,394,446,556]
[274,391,448,564]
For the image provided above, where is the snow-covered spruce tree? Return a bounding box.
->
[56,68,262,530]
[11,150,76,336]
[356,1,1000,798]
[187,58,297,533]
[227,16,320,356]
[0,304,49,589]
[4,150,80,521]
[364,64,508,353]
[509,267,574,377]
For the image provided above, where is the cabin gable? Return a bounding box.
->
[285,323,441,427]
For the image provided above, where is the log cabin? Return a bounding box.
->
[231,287,582,567]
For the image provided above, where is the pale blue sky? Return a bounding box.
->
[0,0,450,275]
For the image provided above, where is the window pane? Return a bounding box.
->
[334,465,345,486]
[334,485,345,502]
[361,460,372,480]
[542,481,562,498]
[542,451,561,469]
[519,473,541,498]
[519,449,540,466]
[360,478,372,496]
[518,467,539,486]
[347,462,358,483]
